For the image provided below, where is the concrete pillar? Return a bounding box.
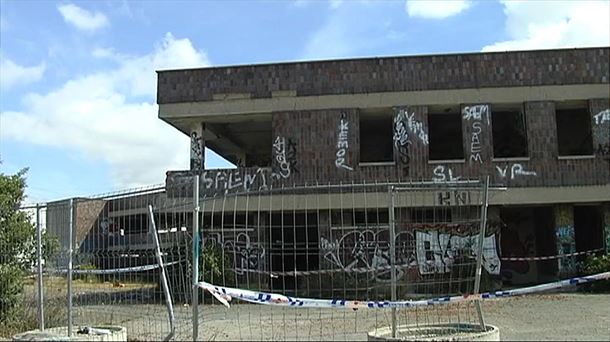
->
[461,103,493,168]
[589,98,610,163]
[392,106,429,179]
[190,123,205,171]
[603,204,610,254]
[554,204,576,276]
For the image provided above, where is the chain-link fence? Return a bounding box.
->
[5,176,607,341]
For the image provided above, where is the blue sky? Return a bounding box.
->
[1,0,609,203]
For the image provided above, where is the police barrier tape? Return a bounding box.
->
[500,248,604,261]
[198,271,610,310]
[56,260,183,275]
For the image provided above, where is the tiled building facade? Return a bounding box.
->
[159,47,609,286]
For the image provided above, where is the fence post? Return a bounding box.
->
[192,174,200,341]
[388,186,397,338]
[36,204,44,331]
[474,176,490,331]
[68,199,74,337]
[148,205,176,340]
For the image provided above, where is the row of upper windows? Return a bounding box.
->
[360,104,596,163]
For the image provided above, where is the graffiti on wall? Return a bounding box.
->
[320,230,417,282]
[415,231,500,275]
[462,105,490,164]
[272,136,298,179]
[437,190,472,206]
[432,165,461,183]
[495,163,537,180]
[593,109,610,125]
[201,168,270,195]
[556,225,576,274]
[335,114,353,171]
[320,224,501,281]
[395,108,429,145]
[190,131,203,170]
[205,232,265,275]
[393,110,412,175]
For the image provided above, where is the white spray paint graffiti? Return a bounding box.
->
[395,108,429,145]
[495,163,537,179]
[463,104,489,163]
[415,231,500,275]
[201,168,269,194]
[335,115,353,170]
[272,136,291,179]
[593,109,610,125]
[190,131,203,170]
[432,165,461,183]
[321,228,500,280]
[462,105,490,124]
[205,232,265,275]
[320,230,417,282]
[393,109,413,175]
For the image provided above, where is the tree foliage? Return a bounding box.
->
[0,168,58,323]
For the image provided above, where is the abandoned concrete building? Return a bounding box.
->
[157,46,609,288]
[50,47,609,291]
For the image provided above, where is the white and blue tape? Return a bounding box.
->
[198,271,610,310]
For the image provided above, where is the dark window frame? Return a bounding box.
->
[491,107,529,158]
[555,107,594,156]
[428,112,464,161]
[359,112,395,164]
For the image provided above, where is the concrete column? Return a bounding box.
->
[392,106,429,179]
[589,98,610,163]
[554,204,576,276]
[461,103,493,168]
[603,204,610,254]
[190,123,205,171]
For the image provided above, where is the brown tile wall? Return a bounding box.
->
[264,99,610,188]
[158,48,609,104]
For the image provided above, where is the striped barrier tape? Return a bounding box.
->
[198,271,610,310]
[500,248,604,261]
[233,249,606,277]
[56,260,183,275]
[234,262,422,277]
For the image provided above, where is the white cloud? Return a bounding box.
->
[482,0,610,52]
[57,3,109,32]
[0,56,46,89]
[2,33,211,189]
[301,3,395,60]
[330,0,344,9]
[405,0,471,19]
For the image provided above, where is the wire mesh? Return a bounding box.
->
[5,178,607,340]
[166,178,497,341]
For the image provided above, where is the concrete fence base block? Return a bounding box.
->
[368,323,500,341]
[13,326,126,342]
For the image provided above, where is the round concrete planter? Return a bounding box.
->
[368,323,500,341]
[13,326,126,342]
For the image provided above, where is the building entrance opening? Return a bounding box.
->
[499,206,555,285]
[574,205,603,262]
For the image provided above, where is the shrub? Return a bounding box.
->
[75,263,99,283]
[0,264,24,323]
[579,254,610,293]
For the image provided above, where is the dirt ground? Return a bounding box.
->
[74,292,608,341]
[10,279,610,341]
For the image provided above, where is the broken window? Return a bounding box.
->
[556,107,593,156]
[359,111,394,163]
[492,109,528,158]
[428,113,464,160]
